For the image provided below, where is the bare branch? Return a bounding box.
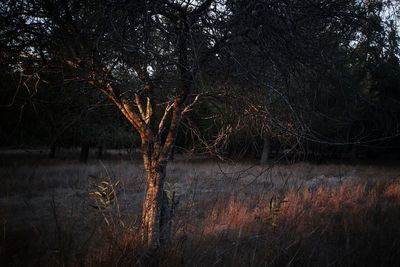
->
[158,101,174,136]
[101,83,145,135]
[182,94,200,114]
[135,93,147,122]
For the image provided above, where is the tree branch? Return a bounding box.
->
[101,83,145,135]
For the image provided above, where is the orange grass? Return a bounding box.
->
[1,159,400,266]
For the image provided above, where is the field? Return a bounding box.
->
[1,152,400,266]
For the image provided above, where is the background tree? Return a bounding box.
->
[218,0,400,160]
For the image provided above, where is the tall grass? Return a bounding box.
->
[1,159,400,266]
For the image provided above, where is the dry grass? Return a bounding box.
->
[384,182,400,200]
[1,157,400,266]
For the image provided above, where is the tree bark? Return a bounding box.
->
[140,161,172,248]
[260,137,271,164]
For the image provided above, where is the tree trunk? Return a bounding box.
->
[49,143,56,158]
[80,145,90,163]
[140,162,172,248]
[97,146,103,159]
[260,137,271,164]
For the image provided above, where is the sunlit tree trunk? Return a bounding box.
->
[140,160,170,247]
[101,83,185,248]
[138,108,180,247]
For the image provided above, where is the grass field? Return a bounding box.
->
[1,153,400,266]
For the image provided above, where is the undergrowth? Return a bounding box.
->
[1,160,400,266]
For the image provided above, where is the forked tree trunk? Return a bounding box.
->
[260,137,271,164]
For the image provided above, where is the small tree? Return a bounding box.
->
[3,0,232,247]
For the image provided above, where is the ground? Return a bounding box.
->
[1,150,400,266]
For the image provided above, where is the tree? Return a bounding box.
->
[223,0,400,160]
[1,0,233,247]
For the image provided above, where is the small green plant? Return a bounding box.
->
[164,181,178,203]
[89,175,120,209]
[254,192,288,228]
[268,192,288,227]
